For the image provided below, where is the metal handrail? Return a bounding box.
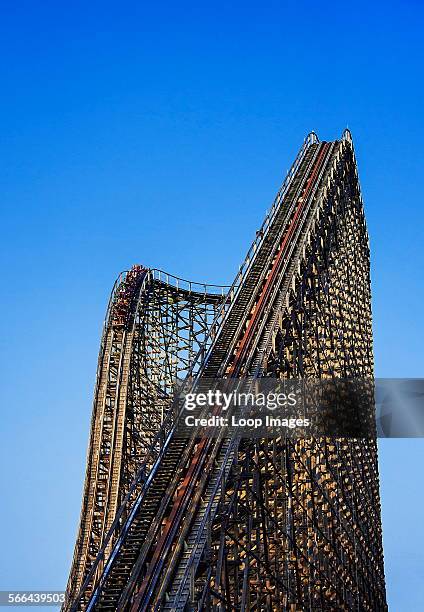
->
[150,269,232,295]
[198,131,319,366]
[69,131,319,610]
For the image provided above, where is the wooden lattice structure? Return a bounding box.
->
[65,131,387,611]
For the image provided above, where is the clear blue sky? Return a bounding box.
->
[0,1,423,610]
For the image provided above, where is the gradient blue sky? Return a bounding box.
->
[0,1,423,610]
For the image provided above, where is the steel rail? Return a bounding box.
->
[228,143,332,375]
[156,143,337,611]
[69,131,320,611]
[126,142,334,611]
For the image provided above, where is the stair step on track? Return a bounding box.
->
[86,141,321,612]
